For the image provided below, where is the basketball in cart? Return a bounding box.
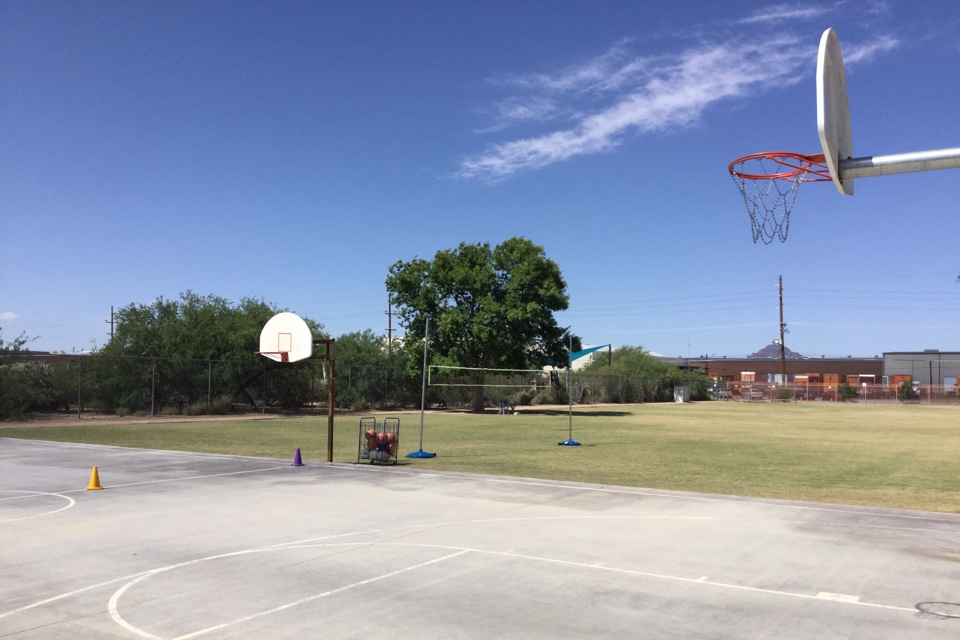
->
[358,416,400,465]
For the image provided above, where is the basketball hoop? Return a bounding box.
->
[729,152,831,243]
[256,351,289,362]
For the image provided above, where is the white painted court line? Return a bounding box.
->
[0,437,300,463]
[107,548,470,640]
[7,438,958,528]
[817,592,861,603]
[95,465,293,490]
[2,512,922,637]
[29,465,293,495]
[109,531,919,639]
[173,551,470,640]
[0,490,75,524]
[0,570,155,621]
[326,463,960,528]
[375,541,916,614]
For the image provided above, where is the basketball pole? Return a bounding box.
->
[838,147,960,180]
[327,349,334,462]
[408,315,436,458]
[311,338,336,462]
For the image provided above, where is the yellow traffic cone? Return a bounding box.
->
[87,466,103,490]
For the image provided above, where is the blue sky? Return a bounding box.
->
[2,1,959,359]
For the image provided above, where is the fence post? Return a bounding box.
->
[310,361,316,413]
[207,360,212,412]
[76,356,82,420]
[151,358,156,417]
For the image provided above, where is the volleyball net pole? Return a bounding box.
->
[408,315,436,459]
[558,335,581,446]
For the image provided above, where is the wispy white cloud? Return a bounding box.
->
[459,25,901,181]
[843,35,899,65]
[502,41,645,95]
[739,4,830,25]
[480,96,563,132]
[459,36,811,181]
[0,312,17,321]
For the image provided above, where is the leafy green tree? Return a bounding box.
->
[0,327,31,353]
[386,237,578,412]
[897,379,917,402]
[0,327,59,419]
[92,292,325,412]
[581,345,706,402]
[335,329,391,410]
[837,383,857,402]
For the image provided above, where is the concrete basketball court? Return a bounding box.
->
[1,437,958,639]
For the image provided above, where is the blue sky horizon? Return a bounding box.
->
[2,1,959,359]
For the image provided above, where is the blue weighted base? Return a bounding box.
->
[407,449,437,458]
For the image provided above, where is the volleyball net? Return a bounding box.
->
[425,364,645,408]
[427,365,553,389]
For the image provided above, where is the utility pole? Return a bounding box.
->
[385,294,394,355]
[779,275,787,384]
[105,306,115,342]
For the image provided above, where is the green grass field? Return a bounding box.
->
[4,402,959,513]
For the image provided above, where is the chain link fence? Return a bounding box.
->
[713,380,960,405]
[27,353,955,419]
[1,354,691,419]
[0,354,332,418]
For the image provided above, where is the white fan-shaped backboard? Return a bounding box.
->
[259,312,313,363]
[817,28,853,195]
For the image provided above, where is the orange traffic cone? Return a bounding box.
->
[87,466,103,490]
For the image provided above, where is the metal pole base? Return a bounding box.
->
[407,449,437,458]
[558,440,581,446]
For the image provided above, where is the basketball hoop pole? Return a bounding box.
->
[837,147,960,180]
[257,312,336,462]
[311,339,336,463]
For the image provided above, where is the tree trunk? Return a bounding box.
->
[472,386,486,413]
[471,369,485,413]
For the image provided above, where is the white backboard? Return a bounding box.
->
[259,312,313,363]
[817,28,854,195]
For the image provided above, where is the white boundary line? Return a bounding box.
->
[172,551,469,640]
[5,438,960,525]
[0,490,75,524]
[3,437,958,528]
[3,504,945,629]
[106,536,917,639]
[326,463,960,526]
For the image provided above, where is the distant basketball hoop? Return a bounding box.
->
[257,312,313,363]
[255,311,337,463]
[257,351,290,362]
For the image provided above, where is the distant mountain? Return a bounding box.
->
[748,343,806,359]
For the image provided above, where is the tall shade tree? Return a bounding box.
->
[386,237,578,412]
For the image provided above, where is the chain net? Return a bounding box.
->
[729,153,830,244]
[729,157,801,244]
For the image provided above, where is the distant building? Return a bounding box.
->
[883,350,960,387]
[676,354,883,385]
[666,346,959,389]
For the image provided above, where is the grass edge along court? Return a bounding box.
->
[3,402,958,514]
